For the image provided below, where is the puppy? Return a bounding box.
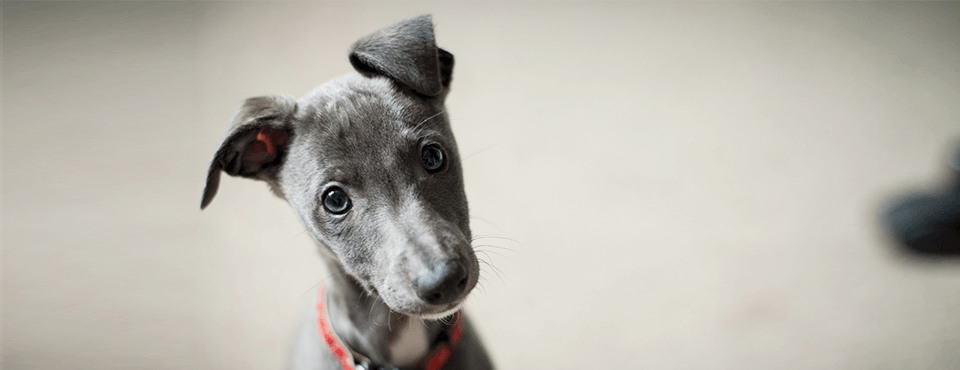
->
[202,15,493,370]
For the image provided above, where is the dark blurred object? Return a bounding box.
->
[883,146,960,256]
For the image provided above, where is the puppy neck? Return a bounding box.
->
[323,266,444,367]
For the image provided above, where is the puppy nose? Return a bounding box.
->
[415,258,468,305]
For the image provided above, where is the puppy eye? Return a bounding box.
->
[422,144,445,173]
[322,187,352,214]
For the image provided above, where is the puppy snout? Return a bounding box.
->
[414,258,468,305]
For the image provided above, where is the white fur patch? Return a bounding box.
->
[388,319,430,367]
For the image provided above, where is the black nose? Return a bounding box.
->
[415,258,468,305]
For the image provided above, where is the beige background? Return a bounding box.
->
[4,2,960,369]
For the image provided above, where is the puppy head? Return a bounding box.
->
[201,15,478,318]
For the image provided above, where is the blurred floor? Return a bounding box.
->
[4,2,960,369]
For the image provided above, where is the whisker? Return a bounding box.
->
[469,215,504,232]
[474,249,508,262]
[412,110,445,134]
[276,229,308,249]
[369,298,381,326]
[477,275,491,291]
[472,245,514,257]
[438,314,452,326]
[475,280,487,294]
[478,259,507,288]
[471,235,523,247]
[463,143,502,161]
[478,258,506,277]
[387,306,393,331]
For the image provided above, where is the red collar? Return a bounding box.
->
[315,287,464,370]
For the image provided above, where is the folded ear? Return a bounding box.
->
[349,14,454,98]
[201,96,296,210]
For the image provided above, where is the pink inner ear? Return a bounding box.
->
[256,128,288,156]
[244,128,288,164]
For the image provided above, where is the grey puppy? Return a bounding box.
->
[201,15,493,370]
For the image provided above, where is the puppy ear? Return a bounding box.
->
[349,14,454,97]
[201,96,296,210]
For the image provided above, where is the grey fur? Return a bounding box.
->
[349,16,453,97]
[201,15,492,369]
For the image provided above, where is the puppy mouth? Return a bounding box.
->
[370,246,480,319]
[391,298,465,321]
[375,272,477,320]
[417,302,464,320]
